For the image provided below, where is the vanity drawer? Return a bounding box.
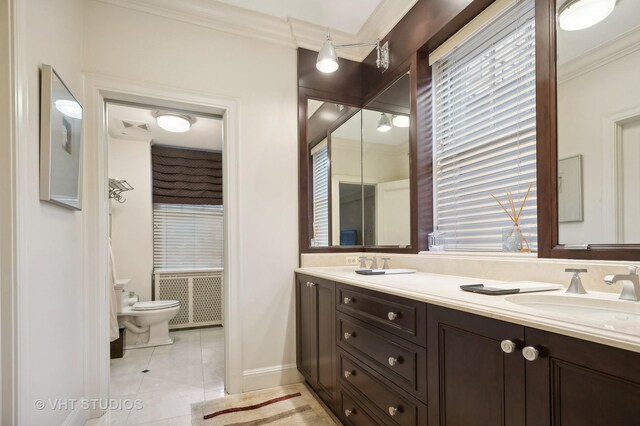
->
[338,385,384,426]
[338,312,427,400]
[337,283,427,346]
[339,350,427,426]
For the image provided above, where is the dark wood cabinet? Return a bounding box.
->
[427,305,526,426]
[297,273,640,426]
[295,274,336,408]
[525,327,640,426]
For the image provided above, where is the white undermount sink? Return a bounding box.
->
[505,294,640,335]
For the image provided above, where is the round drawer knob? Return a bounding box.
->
[344,370,353,378]
[344,409,353,417]
[387,311,398,321]
[388,356,398,366]
[307,282,316,287]
[523,346,539,362]
[388,406,399,416]
[500,340,517,354]
[344,332,353,340]
[344,297,352,304]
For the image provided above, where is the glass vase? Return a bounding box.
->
[502,225,523,252]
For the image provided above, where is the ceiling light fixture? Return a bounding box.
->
[54,99,82,119]
[316,33,390,74]
[377,113,392,132]
[155,113,193,133]
[392,115,410,128]
[558,0,616,31]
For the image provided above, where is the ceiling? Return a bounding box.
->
[107,103,223,151]
[557,0,640,65]
[98,0,418,62]
[217,0,383,35]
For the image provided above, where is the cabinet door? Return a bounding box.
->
[525,328,640,426]
[427,305,526,426]
[315,278,336,406]
[296,276,317,384]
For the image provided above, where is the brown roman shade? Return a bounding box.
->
[152,145,222,205]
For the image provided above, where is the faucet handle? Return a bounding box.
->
[629,266,638,275]
[565,268,587,274]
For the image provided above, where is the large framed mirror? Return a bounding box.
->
[540,0,640,260]
[304,71,413,250]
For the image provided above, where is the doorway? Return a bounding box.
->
[106,100,226,423]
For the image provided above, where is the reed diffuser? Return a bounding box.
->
[491,183,532,252]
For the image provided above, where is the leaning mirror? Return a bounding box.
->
[361,72,411,247]
[556,0,640,245]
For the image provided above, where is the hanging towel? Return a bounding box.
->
[108,238,120,342]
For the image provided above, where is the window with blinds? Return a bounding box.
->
[153,203,224,269]
[433,0,537,252]
[311,140,329,246]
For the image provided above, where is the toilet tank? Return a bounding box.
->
[114,278,131,314]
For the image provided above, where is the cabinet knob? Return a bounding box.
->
[522,346,539,361]
[344,370,353,378]
[387,311,398,321]
[306,282,316,287]
[388,406,399,416]
[344,332,353,340]
[388,356,399,366]
[500,340,517,354]
[344,409,353,417]
[343,297,352,304]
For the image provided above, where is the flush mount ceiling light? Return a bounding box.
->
[155,112,193,133]
[54,99,82,119]
[377,113,392,132]
[558,0,616,31]
[316,33,390,74]
[392,114,410,128]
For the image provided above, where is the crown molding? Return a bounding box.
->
[558,26,640,83]
[95,0,418,62]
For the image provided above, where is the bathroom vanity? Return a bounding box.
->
[295,268,640,426]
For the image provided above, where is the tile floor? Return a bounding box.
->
[108,326,225,425]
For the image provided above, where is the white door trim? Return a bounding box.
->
[602,104,640,243]
[82,73,244,417]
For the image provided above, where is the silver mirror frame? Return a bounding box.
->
[39,64,83,210]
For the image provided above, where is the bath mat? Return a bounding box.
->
[191,383,337,425]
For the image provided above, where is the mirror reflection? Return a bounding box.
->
[557,0,640,244]
[307,72,411,248]
[362,73,411,247]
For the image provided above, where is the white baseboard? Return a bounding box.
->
[241,363,303,392]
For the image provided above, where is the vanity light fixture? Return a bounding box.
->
[392,114,410,128]
[316,33,390,74]
[155,112,193,133]
[377,113,392,132]
[54,99,82,119]
[558,0,616,31]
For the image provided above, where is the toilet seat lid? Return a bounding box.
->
[132,300,180,311]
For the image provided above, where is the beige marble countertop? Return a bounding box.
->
[295,266,640,354]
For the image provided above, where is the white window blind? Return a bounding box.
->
[153,203,224,269]
[433,0,537,251]
[311,140,329,246]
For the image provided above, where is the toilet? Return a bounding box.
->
[115,279,180,349]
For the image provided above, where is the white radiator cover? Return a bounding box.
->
[153,268,223,329]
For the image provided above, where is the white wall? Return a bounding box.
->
[558,48,640,244]
[83,0,299,390]
[13,0,86,424]
[108,137,153,301]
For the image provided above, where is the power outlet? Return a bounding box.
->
[346,256,359,266]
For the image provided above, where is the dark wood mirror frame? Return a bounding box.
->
[536,0,640,261]
[300,0,639,260]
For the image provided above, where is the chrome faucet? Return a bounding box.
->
[565,268,587,294]
[604,266,640,301]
